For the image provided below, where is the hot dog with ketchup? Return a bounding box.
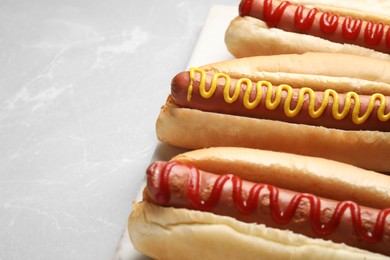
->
[225,0,390,60]
[157,52,390,172]
[129,147,390,259]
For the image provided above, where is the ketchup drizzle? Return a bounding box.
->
[152,161,390,244]
[239,0,254,16]
[342,17,363,40]
[240,0,390,49]
[263,0,291,27]
[153,161,175,205]
[387,29,390,48]
[319,12,339,34]
[365,21,385,46]
[294,5,318,31]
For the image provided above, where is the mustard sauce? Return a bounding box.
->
[187,68,390,124]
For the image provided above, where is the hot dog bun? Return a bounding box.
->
[129,202,387,260]
[172,147,390,209]
[199,52,390,95]
[128,147,390,259]
[156,53,390,172]
[225,0,390,59]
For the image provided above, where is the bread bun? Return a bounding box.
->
[200,52,390,95]
[129,201,387,260]
[225,0,390,59]
[225,17,390,60]
[157,95,390,172]
[172,147,390,209]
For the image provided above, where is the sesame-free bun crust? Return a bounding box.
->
[225,16,390,60]
[172,147,390,209]
[129,201,387,260]
[200,52,390,95]
[156,97,390,172]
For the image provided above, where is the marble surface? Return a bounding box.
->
[114,5,236,259]
[0,1,238,259]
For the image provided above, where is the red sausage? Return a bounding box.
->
[239,0,390,53]
[171,71,390,131]
[146,161,390,256]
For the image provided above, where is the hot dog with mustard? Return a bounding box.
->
[157,52,390,172]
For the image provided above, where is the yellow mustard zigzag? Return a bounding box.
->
[187,67,390,124]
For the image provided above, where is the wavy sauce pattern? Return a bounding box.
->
[187,67,390,124]
[153,161,390,243]
[240,0,390,48]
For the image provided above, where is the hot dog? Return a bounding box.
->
[157,52,390,172]
[128,147,390,259]
[225,0,390,60]
[171,69,390,131]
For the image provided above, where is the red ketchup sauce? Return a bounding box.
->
[149,161,390,244]
[239,0,390,49]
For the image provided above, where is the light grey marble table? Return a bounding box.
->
[0,1,238,259]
